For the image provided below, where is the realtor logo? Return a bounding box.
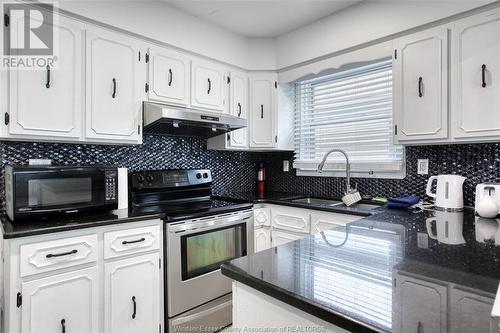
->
[2,2,58,69]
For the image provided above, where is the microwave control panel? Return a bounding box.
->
[105,169,118,202]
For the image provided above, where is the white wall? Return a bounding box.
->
[58,0,252,69]
[247,38,276,71]
[275,0,495,70]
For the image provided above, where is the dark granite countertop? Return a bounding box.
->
[221,194,500,333]
[1,198,253,239]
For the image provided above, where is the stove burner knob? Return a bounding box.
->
[137,175,145,183]
[146,175,154,183]
[203,173,208,179]
[196,173,202,179]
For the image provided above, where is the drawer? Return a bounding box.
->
[310,211,362,234]
[254,208,271,227]
[20,234,98,277]
[271,206,310,234]
[104,225,160,259]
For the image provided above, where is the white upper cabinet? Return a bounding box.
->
[148,47,190,106]
[7,14,84,141]
[85,27,146,144]
[228,71,248,148]
[393,27,449,144]
[191,59,227,112]
[249,73,277,148]
[451,9,500,141]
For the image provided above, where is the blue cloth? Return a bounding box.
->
[387,195,420,209]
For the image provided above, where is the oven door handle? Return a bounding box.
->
[168,213,253,234]
[170,299,232,326]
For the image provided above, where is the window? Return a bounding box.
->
[294,59,405,178]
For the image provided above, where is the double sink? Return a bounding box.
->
[285,197,381,212]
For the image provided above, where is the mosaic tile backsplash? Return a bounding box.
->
[261,143,500,208]
[0,136,499,208]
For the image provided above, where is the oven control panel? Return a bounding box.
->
[130,169,212,189]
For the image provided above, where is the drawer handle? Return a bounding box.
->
[61,319,66,333]
[260,104,264,118]
[45,65,51,88]
[122,237,146,245]
[46,249,78,258]
[237,102,242,117]
[132,296,137,319]
[418,77,423,97]
[112,78,117,98]
[168,68,173,86]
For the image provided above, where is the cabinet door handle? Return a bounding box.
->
[418,77,423,97]
[122,237,145,245]
[46,249,78,258]
[237,102,242,117]
[482,64,486,88]
[45,65,51,88]
[417,321,423,333]
[168,69,173,86]
[207,78,211,94]
[132,296,137,319]
[260,104,264,119]
[61,319,66,333]
[112,78,117,98]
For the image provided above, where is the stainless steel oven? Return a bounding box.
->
[5,165,118,221]
[166,209,254,332]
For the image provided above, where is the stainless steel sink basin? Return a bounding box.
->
[339,203,381,210]
[288,197,342,206]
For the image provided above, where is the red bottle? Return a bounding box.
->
[257,163,265,198]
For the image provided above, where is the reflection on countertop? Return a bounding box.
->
[222,194,500,333]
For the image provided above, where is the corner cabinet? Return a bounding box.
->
[451,8,500,141]
[6,14,84,141]
[85,27,146,144]
[191,59,228,112]
[147,47,191,106]
[249,73,278,148]
[393,26,449,144]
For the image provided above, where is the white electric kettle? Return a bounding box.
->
[426,174,466,210]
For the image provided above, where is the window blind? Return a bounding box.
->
[294,59,404,176]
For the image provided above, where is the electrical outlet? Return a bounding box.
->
[417,159,429,175]
[283,160,290,172]
[417,232,429,249]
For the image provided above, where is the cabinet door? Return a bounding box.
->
[452,9,500,140]
[228,71,248,148]
[393,27,448,143]
[191,60,226,111]
[86,27,145,144]
[254,227,271,253]
[105,253,161,333]
[249,74,277,148]
[272,230,304,247]
[450,287,496,333]
[254,207,271,227]
[8,15,83,141]
[393,273,447,333]
[21,267,98,333]
[148,47,190,106]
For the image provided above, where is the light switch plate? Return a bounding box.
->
[417,159,429,175]
[283,160,290,172]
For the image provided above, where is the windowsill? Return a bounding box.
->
[295,168,406,180]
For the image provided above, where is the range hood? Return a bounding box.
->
[143,102,247,138]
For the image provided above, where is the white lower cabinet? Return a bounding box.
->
[21,267,99,333]
[271,230,304,247]
[2,219,163,333]
[105,253,161,333]
[254,227,271,253]
[310,212,361,234]
[450,287,498,333]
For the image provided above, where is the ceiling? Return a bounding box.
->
[165,0,363,38]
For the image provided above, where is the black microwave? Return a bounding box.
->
[5,165,118,221]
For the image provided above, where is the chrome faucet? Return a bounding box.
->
[317,148,352,195]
